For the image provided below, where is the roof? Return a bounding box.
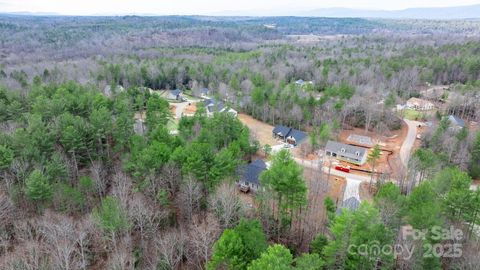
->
[448,115,465,127]
[240,159,267,186]
[273,125,307,143]
[171,89,182,96]
[347,134,373,147]
[273,125,292,137]
[287,129,307,143]
[205,98,225,113]
[295,79,305,85]
[325,141,367,160]
[200,88,209,94]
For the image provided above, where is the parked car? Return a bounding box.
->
[335,165,351,173]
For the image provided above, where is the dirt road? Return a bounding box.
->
[400,119,422,167]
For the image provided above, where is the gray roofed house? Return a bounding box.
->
[273,125,292,138]
[205,98,228,116]
[287,129,307,145]
[239,159,267,192]
[169,89,183,100]
[272,125,307,146]
[448,115,465,130]
[325,140,368,165]
[200,88,209,97]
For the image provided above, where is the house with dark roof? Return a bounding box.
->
[168,89,183,100]
[448,115,465,131]
[204,98,237,117]
[200,88,210,98]
[238,159,267,192]
[325,141,368,165]
[272,125,307,146]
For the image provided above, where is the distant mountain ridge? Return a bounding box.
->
[213,4,480,19]
[2,4,480,19]
[300,4,480,19]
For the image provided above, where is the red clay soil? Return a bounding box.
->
[338,121,409,178]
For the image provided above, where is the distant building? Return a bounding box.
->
[200,88,210,99]
[325,141,368,165]
[168,89,183,101]
[204,98,237,117]
[295,79,313,87]
[238,159,267,192]
[447,115,465,131]
[149,89,184,101]
[272,125,307,146]
[406,97,434,111]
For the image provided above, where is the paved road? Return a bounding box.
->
[322,166,371,182]
[400,119,422,167]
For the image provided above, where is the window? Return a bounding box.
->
[355,151,360,156]
[340,148,345,153]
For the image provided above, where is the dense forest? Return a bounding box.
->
[0,15,479,269]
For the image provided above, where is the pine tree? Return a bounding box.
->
[25,169,53,202]
[367,144,381,192]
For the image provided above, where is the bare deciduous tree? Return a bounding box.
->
[177,176,202,223]
[209,182,244,229]
[186,218,220,269]
[154,229,185,270]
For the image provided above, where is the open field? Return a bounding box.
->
[238,113,278,147]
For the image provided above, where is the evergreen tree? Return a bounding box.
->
[0,145,13,170]
[260,150,307,231]
[248,244,293,270]
[25,169,53,202]
[208,219,267,270]
[469,131,480,178]
[93,196,130,239]
[367,144,381,191]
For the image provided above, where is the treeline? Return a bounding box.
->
[0,82,258,268]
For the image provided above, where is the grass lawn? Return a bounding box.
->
[402,109,426,121]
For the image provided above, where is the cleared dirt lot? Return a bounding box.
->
[338,121,409,177]
[238,113,278,146]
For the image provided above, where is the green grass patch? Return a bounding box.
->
[402,109,426,121]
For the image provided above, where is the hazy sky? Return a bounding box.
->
[1,0,480,15]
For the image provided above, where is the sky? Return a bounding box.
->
[1,0,480,15]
